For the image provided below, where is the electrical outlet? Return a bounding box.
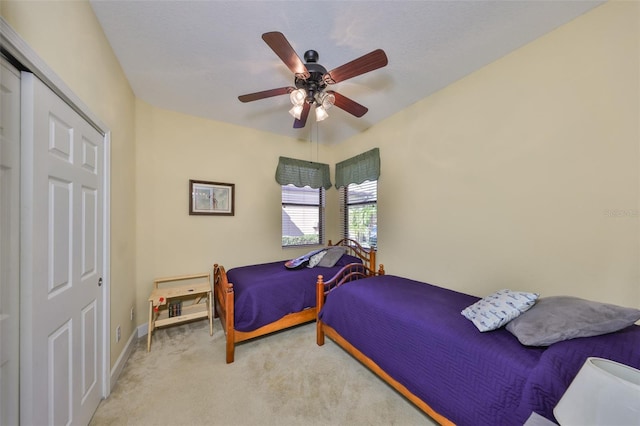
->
[116,325,121,343]
[130,307,134,321]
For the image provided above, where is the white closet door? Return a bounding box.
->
[21,72,104,426]
[0,56,21,426]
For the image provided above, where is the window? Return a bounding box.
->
[340,180,377,249]
[282,184,325,247]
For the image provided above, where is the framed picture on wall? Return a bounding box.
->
[189,180,235,216]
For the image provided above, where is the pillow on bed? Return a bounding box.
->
[306,250,327,268]
[317,247,347,267]
[505,296,640,346]
[461,289,539,332]
[284,248,324,269]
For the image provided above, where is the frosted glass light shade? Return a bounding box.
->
[554,357,640,426]
[289,88,306,106]
[318,92,335,110]
[289,105,303,120]
[315,105,328,122]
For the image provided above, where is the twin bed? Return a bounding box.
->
[212,244,639,423]
[212,239,380,363]
[316,263,640,425]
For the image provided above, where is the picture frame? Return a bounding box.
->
[189,180,235,216]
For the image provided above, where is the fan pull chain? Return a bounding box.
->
[309,121,313,162]
[309,121,320,163]
[316,123,320,161]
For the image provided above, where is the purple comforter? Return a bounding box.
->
[227,255,361,332]
[319,275,640,425]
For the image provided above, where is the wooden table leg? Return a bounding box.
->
[208,290,213,336]
[147,300,153,352]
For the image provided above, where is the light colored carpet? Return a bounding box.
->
[89,318,437,426]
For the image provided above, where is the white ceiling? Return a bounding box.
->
[90,0,604,144]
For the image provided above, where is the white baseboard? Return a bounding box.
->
[109,329,136,390]
[137,322,148,337]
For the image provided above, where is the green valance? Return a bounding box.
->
[335,148,380,189]
[275,156,332,190]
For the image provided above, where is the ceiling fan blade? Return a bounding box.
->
[324,49,388,84]
[262,32,310,80]
[327,91,368,118]
[293,102,310,128]
[238,87,294,103]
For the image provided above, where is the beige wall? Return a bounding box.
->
[349,1,640,308]
[1,1,137,367]
[134,100,336,324]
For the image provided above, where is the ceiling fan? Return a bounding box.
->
[238,32,388,129]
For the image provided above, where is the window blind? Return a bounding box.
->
[340,180,377,248]
[282,185,325,247]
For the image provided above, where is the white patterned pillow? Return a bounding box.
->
[307,250,327,268]
[461,289,539,332]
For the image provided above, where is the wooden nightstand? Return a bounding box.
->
[147,273,213,352]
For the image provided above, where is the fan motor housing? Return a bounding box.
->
[295,59,327,104]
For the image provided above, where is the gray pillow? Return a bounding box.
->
[505,296,640,346]
[317,246,347,267]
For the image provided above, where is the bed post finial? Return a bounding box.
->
[377,264,385,275]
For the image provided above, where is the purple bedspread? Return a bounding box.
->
[319,275,640,425]
[227,255,361,332]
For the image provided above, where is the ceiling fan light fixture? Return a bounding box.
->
[290,88,306,106]
[238,32,388,129]
[318,92,335,110]
[315,105,329,122]
[289,104,304,120]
